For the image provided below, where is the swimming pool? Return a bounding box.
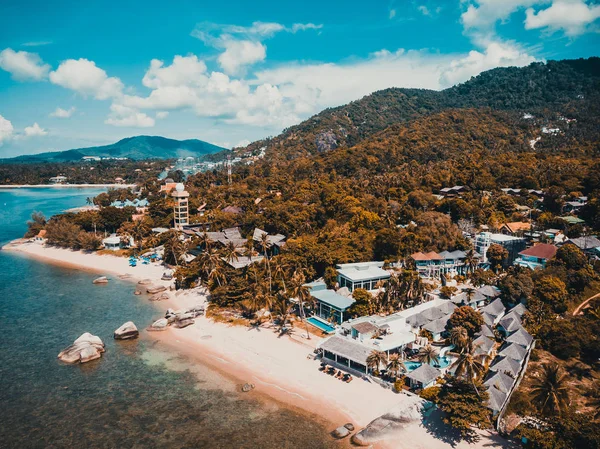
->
[404,356,452,372]
[307,316,336,334]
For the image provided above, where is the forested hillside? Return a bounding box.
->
[239,58,600,160]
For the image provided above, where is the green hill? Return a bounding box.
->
[1,136,227,164]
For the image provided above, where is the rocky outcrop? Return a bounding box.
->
[114,321,139,340]
[174,318,194,328]
[147,318,168,331]
[344,423,355,431]
[58,333,105,364]
[138,279,153,285]
[332,426,350,439]
[92,276,108,284]
[134,290,142,296]
[351,398,424,446]
[150,292,170,301]
[146,285,167,294]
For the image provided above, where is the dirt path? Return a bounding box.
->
[573,292,600,316]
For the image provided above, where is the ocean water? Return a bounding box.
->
[0,188,338,448]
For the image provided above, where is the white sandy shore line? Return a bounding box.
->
[0,184,136,189]
[3,240,512,449]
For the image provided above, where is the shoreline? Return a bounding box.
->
[0,184,136,189]
[3,240,513,449]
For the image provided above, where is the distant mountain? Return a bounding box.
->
[1,136,228,164]
[238,57,600,160]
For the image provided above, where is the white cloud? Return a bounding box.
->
[461,0,544,31]
[291,23,323,33]
[22,41,52,47]
[50,106,76,118]
[143,55,208,88]
[23,122,48,137]
[440,41,537,87]
[0,115,14,145]
[105,104,155,128]
[418,6,431,16]
[389,9,397,19]
[49,58,123,99]
[217,40,266,75]
[0,48,50,81]
[156,111,169,119]
[525,0,600,36]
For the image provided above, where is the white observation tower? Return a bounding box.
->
[172,183,190,230]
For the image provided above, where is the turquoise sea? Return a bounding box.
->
[0,188,337,448]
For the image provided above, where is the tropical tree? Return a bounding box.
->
[198,232,212,251]
[386,353,405,379]
[437,378,491,437]
[272,257,289,292]
[446,306,484,338]
[464,249,479,273]
[530,363,570,417]
[163,231,188,266]
[289,270,312,339]
[221,240,240,265]
[449,326,470,352]
[417,345,439,366]
[367,350,388,373]
[258,232,272,290]
[487,244,508,272]
[451,342,487,394]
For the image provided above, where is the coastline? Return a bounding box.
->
[2,240,513,449]
[0,184,136,189]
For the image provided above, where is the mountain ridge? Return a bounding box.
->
[1,135,227,164]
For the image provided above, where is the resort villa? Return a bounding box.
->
[49,175,68,184]
[514,243,558,270]
[475,232,526,266]
[336,262,390,292]
[102,234,133,251]
[306,281,355,324]
[411,250,481,278]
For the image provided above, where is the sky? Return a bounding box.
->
[0,0,599,157]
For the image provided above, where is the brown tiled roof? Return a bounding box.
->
[519,243,557,260]
[411,251,442,261]
[502,222,531,233]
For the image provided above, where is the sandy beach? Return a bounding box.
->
[3,240,513,449]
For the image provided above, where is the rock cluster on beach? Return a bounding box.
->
[114,321,139,340]
[351,398,425,446]
[58,333,105,364]
[147,306,205,331]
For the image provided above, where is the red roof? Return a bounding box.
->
[411,251,443,261]
[519,243,557,260]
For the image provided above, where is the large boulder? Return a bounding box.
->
[351,398,424,446]
[114,321,139,340]
[174,318,194,328]
[147,318,168,331]
[332,426,350,439]
[138,279,153,285]
[150,292,170,301]
[92,276,108,284]
[58,333,105,364]
[147,285,167,294]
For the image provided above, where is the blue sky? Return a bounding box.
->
[0,0,599,157]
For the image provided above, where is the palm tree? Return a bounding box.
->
[367,350,388,374]
[398,270,425,308]
[221,241,240,265]
[584,305,600,320]
[165,231,187,266]
[271,256,289,292]
[208,262,226,287]
[199,247,222,283]
[198,232,212,251]
[272,292,293,334]
[463,287,476,304]
[464,249,479,274]
[259,232,272,291]
[451,342,486,389]
[449,326,470,352]
[530,363,570,417]
[386,353,405,379]
[289,270,312,339]
[417,345,439,366]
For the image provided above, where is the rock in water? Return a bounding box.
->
[114,321,139,340]
[146,285,167,294]
[148,318,168,331]
[92,276,108,284]
[134,290,142,296]
[58,332,105,364]
[332,426,350,439]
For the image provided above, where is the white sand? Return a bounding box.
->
[5,240,512,449]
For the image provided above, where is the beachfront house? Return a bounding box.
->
[307,281,355,324]
[102,234,132,251]
[49,175,67,184]
[336,262,390,292]
[405,364,440,389]
[411,252,444,278]
[514,243,558,270]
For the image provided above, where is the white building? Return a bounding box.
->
[172,183,190,230]
[336,262,391,292]
[49,175,67,184]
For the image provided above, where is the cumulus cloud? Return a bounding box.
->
[105,104,155,128]
[0,115,14,145]
[192,21,322,75]
[0,48,51,81]
[49,58,123,99]
[23,122,48,137]
[461,0,542,31]
[143,55,207,88]
[50,106,76,118]
[440,41,537,87]
[156,111,169,119]
[525,0,600,36]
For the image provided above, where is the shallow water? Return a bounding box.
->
[0,188,337,448]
